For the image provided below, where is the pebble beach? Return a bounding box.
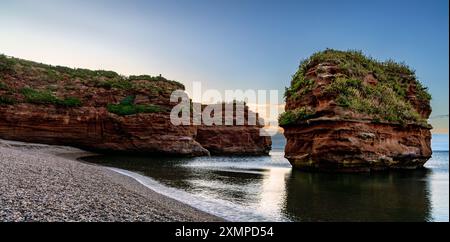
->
[0,139,222,222]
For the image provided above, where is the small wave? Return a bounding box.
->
[109,167,291,222]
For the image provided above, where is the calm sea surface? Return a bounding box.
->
[82,134,449,222]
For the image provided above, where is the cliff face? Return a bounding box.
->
[280,49,432,172]
[0,104,209,156]
[0,55,270,156]
[197,126,271,155]
[196,104,271,155]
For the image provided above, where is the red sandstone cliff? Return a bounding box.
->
[280,50,432,172]
[196,103,271,155]
[0,55,271,156]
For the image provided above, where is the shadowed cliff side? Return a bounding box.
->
[196,103,271,155]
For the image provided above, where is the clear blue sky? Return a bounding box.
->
[1,0,448,132]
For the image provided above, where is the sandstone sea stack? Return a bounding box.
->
[280,49,432,172]
[0,55,271,156]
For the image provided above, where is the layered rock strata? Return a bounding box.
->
[280,49,432,172]
[0,55,270,156]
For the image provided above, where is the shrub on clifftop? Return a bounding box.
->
[20,88,82,107]
[107,95,164,116]
[280,49,431,126]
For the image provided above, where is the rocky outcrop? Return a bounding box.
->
[197,126,271,155]
[280,49,432,172]
[283,119,431,172]
[196,104,271,155]
[0,54,270,156]
[0,104,209,156]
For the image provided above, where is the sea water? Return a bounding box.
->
[82,134,449,222]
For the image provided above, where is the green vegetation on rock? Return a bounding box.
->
[0,96,15,105]
[0,55,15,73]
[59,97,82,107]
[281,49,431,126]
[129,75,185,90]
[96,79,133,90]
[279,107,315,126]
[107,95,163,116]
[21,87,59,104]
[0,81,9,90]
[129,75,162,81]
[286,49,430,102]
[0,54,185,91]
[20,87,81,107]
[0,54,187,112]
[324,77,422,124]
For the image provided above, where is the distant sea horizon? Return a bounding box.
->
[431,133,449,152]
[272,133,449,152]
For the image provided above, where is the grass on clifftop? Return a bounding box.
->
[324,77,422,124]
[285,49,431,102]
[0,54,185,91]
[107,95,164,116]
[281,49,431,126]
[0,54,185,112]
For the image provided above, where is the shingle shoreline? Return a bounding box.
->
[0,139,223,222]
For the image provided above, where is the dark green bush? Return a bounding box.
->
[111,79,133,89]
[0,54,15,73]
[21,87,59,104]
[128,75,171,83]
[279,107,315,126]
[129,75,158,81]
[96,80,113,89]
[107,103,162,116]
[54,65,73,74]
[58,97,82,107]
[120,95,136,105]
[20,87,81,107]
[0,96,15,105]
[415,82,432,101]
[107,96,162,115]
[0,81,8,90]
[96,70,120,79]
